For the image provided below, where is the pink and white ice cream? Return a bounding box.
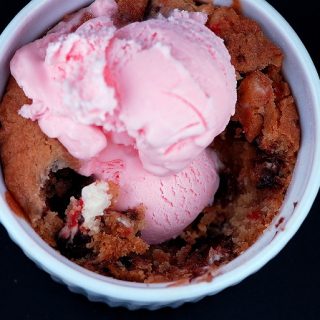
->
[10,0,237,244]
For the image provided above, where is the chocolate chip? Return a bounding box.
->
[214,171,238,206]
[119,256,133,269]
[56,232,91,259]
[255,153,283,189]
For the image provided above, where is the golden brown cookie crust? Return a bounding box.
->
[0,78,79,225]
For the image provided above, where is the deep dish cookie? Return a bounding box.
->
[0,0,300,283]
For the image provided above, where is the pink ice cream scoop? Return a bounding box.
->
[10,0,237,244]
[81,141,220,244]
[10,0,236,175]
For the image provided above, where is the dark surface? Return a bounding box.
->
[0,1,319,319]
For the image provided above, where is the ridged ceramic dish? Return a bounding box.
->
[0,0,319,310]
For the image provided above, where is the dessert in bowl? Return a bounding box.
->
[0,0,319,310]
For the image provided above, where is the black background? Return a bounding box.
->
[0,1,319,319]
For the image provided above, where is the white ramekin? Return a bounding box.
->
[0,0,319,310]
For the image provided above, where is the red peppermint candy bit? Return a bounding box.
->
[247,210,261,221]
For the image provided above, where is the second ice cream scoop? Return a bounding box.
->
[81,142,220,244]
